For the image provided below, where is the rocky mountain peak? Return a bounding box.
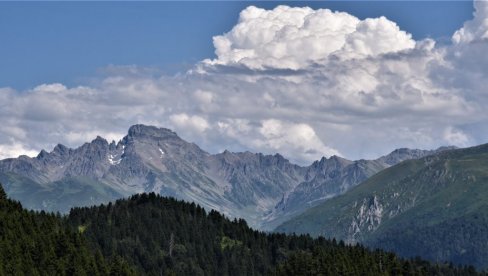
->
[109,141,117,151]
[222,149,232,155]
[329,155,352,164]
[272,153,286,162]
[314,155,352,170]
[53,144,68,153]
[127,124,177,140]
[217,150,255,165]
[35,144,72,162]
[81,136,109,151]
[36,149,49,159]
[377,147,442,166]
[93,136,107,143]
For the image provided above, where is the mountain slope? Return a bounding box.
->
[0,172,124,213]
[263,147,453,229]
[0,124,452,229]
[276,143,488,269]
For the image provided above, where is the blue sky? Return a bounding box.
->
[1,1,488,164]
[0,1,474,90]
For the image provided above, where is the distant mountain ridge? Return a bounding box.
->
[0,124,455,229]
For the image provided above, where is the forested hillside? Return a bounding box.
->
[66,192,480,275]
[0,181,481,275]
[0,184,134,275]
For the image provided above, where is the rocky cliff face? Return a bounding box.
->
[0,124,454,229]
[347,195,384,244]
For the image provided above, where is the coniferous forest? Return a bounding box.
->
[0,184,135,275]
[0,183,483,275]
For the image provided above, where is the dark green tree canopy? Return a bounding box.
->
[0,183,483,275]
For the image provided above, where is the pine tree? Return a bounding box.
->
[0,183,7,203]
[169,233,175,258]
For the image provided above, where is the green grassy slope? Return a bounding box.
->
[0,172,125,213]
[276,144,488,268]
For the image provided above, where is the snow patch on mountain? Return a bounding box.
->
[108,154,122,165]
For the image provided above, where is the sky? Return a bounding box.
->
[0,1,474,89]
[0,1,487,165]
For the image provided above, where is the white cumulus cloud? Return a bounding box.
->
[255,119,340,161]
[443,127,470,147]
[33,83,68,93]
[170,113,210,133]
[204,5,415,70]
[0,142,39,160]
[453,1,488,44]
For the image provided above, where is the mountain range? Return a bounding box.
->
[276,144,488,269]
[0,124,452,229]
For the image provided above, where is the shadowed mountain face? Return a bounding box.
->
[0,124,453,229]
[275,144,488,269]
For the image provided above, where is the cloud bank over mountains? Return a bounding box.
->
[1,2,488,164]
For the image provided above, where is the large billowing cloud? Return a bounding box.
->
[1,2,488,164]
[453,1,488,44]
[204,5,415,70]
